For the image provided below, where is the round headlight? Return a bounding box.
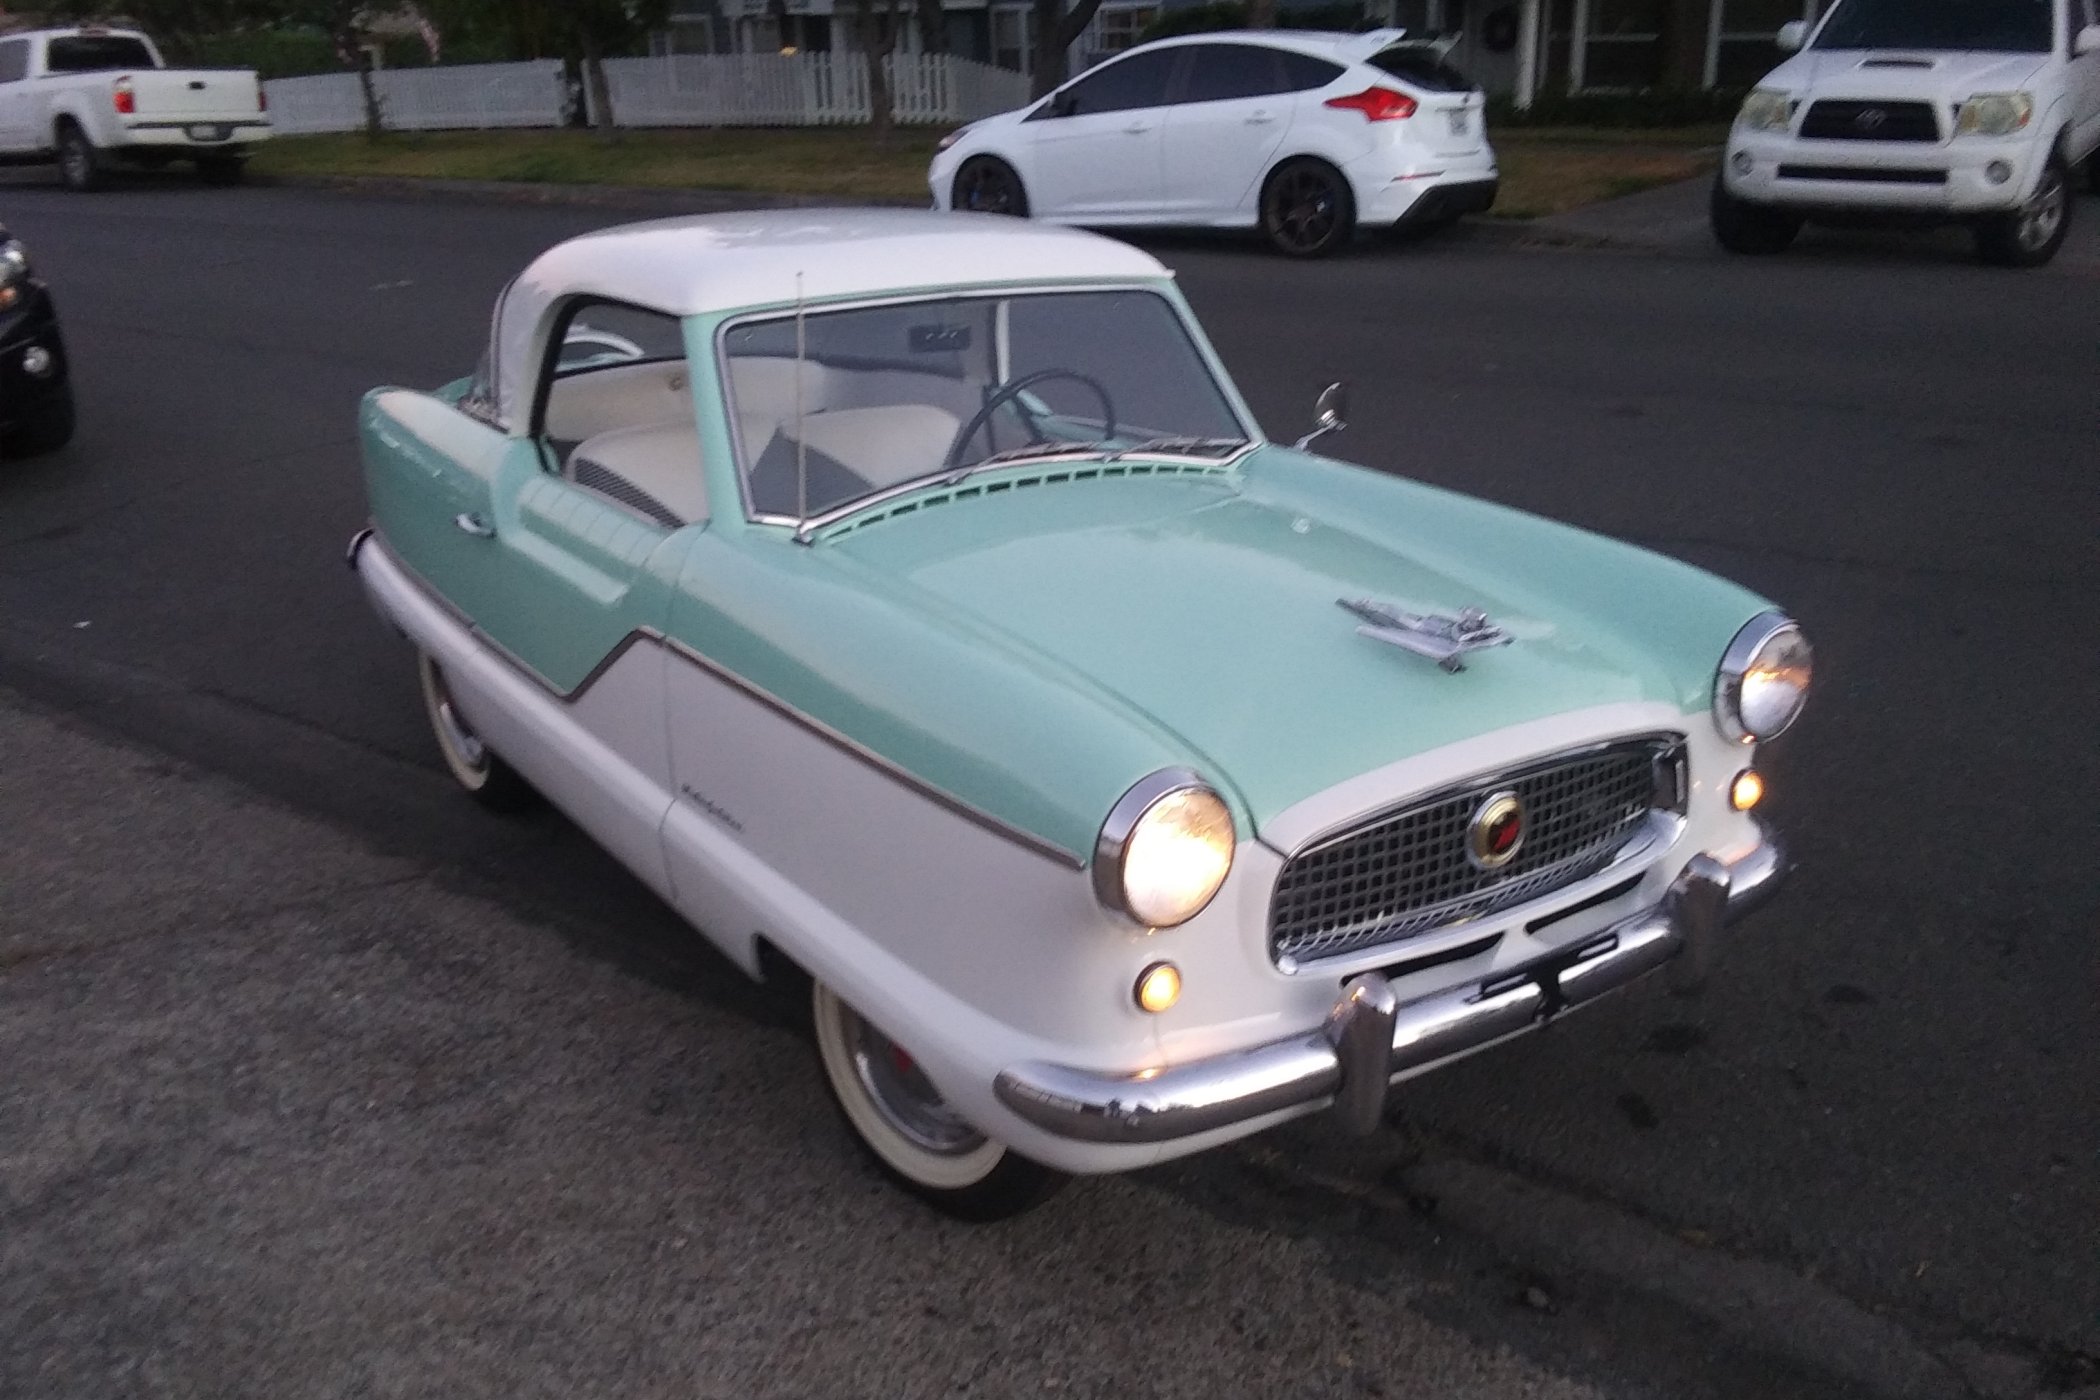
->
[1714,612,1813,744]
[1095,770,1236,929]
[0,240,28,288]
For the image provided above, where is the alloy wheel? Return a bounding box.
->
[2016,167,2067,253]
[1268,169,1341,255]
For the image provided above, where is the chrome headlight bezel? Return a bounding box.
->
[1738,89,1794,134]
[1714,612,1813,745]
[1953,92,2034,138]
[1094,768,1237,930]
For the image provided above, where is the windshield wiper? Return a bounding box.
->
[792,438,1251,543]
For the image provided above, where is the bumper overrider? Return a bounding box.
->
[995,832,1785,1144]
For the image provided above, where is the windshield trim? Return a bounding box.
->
[712,281,1260,530]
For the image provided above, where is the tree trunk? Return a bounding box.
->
[1247,0,1278,29]
[1028,0,1107,98]
[580,28,618,140]
[914,0,947,54]
[855,0,898,141]
[356,55,383,140]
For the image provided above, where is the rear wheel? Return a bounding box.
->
[1975,152,2072,268]
[197,155,246,186]
[1261,157,1355,258]
[56,123,105,193]
[811,979,1066,1221]
[951,156,1029,218]
[417,652,539,811]
[1710,176,1801,254]
[1,383,75,457]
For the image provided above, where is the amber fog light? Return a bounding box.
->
[1731,770,1765,811]
[1135,962,1182,1014]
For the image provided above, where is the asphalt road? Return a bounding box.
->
[1,174,2096,1397]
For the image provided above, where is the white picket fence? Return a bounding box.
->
[597,53,1030,127]
[264,61,567,136]
[262,53,1030,136]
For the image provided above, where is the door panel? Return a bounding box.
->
[1023,48,1180,217]
[360,389,512,628]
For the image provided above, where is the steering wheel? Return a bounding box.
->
[945,368,1117,469]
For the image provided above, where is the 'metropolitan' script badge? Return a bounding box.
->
[1338,598,1513,673]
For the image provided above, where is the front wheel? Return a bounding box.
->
[1975,153,2072,268]
[2,383,75,457]
[417,652,539,811]
[56,124,105,192]
[1710,176,1801,254]
[951,156,1029,218]
[811,980,1066,1221]
[1261,158,1355,258]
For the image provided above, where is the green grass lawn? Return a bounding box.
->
[249,125,1721,220]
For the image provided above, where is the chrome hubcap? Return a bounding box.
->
[428,666,487,769]
[842,1006,985,1155]
[2017,171,2065,251]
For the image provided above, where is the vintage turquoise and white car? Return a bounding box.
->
[348,210,1810,1220]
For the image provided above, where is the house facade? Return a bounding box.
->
[650,0,1826,106]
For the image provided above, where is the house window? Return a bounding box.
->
[991,7,1035,75]
[1096,7,1158,53]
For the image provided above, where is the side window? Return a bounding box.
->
[1045,49,1180,116]
[536,300,706,528]
[1180,43,1287,104]
[0,40,28,84]
[1279,51,1346,92]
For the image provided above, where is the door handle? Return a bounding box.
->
[1122,122,1151,135]
[1245,111,1276,125]
[454,511,495,538]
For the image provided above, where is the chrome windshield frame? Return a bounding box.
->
[711,281,1263,532]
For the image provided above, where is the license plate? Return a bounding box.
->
[1446,111,1469,137]
[188,124,228,142]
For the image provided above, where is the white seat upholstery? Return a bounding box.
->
[786,404,961,488]
[542,360,695,445]
[568,420,707,525]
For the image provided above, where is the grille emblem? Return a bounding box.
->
[1855,108,1888,131]
[1467,791,1526,871]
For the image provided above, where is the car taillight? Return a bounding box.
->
[113,77,135,115]
[1325,86,1417,122]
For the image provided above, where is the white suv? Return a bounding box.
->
[1715,0,2100,267]
[929,29,1497,257]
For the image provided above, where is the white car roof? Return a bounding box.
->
[1135,27,1412,62]
[485,209,1170,431]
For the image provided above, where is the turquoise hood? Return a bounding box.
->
[824,447,1770,835]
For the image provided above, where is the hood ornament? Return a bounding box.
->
[1338,598,1513,673]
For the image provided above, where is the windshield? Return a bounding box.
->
[721,288,1248,522]
[1812,0,2054,53]
[46,35,158,72]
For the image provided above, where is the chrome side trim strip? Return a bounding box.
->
[350,529,1083,870]
[994,828,1786,1146]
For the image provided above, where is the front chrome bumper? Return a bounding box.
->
[994,830,1786,1145]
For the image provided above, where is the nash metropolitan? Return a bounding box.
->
[348,210,1809,1220]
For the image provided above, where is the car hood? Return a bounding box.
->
[1770,47,2051,98]
[824,451,1766,839]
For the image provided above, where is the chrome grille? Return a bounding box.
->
[1269,738,1680,967]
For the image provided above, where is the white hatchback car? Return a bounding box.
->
[929,29,1498,257]
[1715,0,2100,267]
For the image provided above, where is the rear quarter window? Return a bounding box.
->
[1366,47,1475,93]
[1279,51,1346,91]
[45,36,159,72]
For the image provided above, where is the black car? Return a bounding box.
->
[0,223,74,455]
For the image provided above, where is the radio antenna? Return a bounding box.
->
[794,271,808,527]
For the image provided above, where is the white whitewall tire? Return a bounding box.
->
[416,652,538,811]
[810,979,1065,1220]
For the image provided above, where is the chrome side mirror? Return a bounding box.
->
[1294,381,1349,451]
[1776,19,1807,51]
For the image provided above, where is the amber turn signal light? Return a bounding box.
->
[1731,770,1765,811]
[1135,962,1182,1014]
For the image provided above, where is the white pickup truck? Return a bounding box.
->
[1714,0,2100,267]
[0,26,271,191]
